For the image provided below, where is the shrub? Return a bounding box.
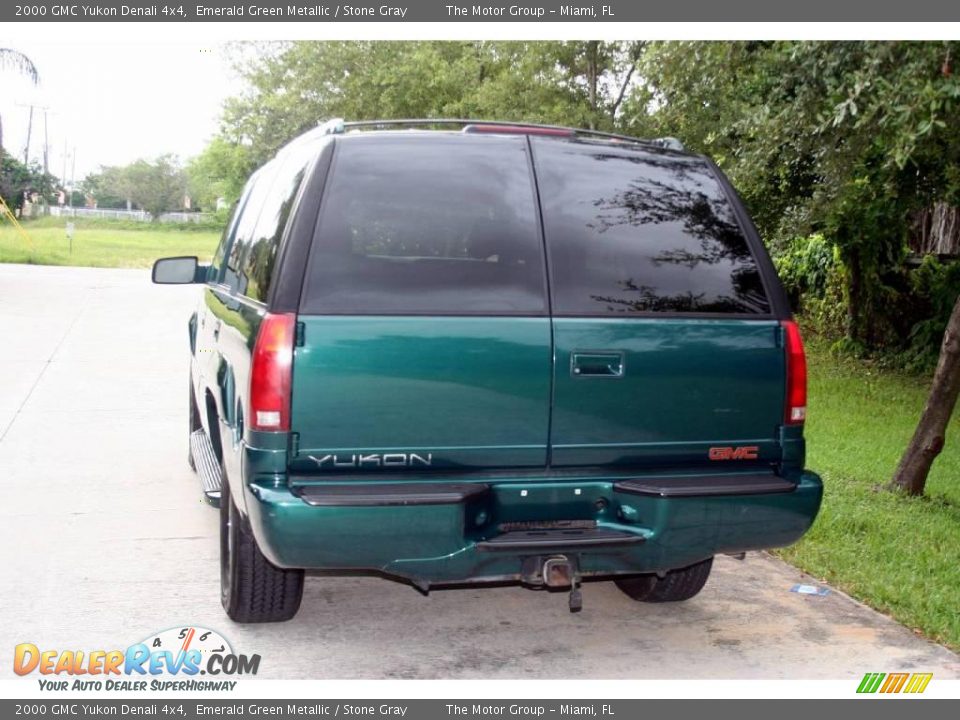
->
[902,256,960,370]
[773,234,960,369]
[775,234,847,337]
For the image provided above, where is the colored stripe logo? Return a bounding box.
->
[857,672,933,694]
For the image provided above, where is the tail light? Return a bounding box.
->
[250,312,296,432]
[782,320,807,425]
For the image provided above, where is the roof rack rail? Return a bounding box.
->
[280,118,346,151]
[321,117,346,135]
[324,118,683,151]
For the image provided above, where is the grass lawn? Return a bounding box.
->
[778,335,960,651]
[0,217,220,268]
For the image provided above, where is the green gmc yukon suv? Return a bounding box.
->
[153,119,822,622]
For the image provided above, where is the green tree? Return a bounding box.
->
[90,165,138,209]
[100,155,187,220]
[631,41,960,346]
[80,170,129,209]
[889,294,960,496]
[548,41,645,129]
[0,154,56,212]
[217,40,643,172]
[0,48,39,161]
[185,137,251,211]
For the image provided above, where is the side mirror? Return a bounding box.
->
[152,256,205,284]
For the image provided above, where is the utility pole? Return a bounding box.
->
[43,109,49,175]
[24,105,33,164]
[15,103,51,166]
[61,141,73,210]
[41,110,50,215]
[71,146,76,196]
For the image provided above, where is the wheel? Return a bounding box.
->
[615,557,714,603]
[220,469,304,622]
[613,573,658,601]
[188,376,201,471]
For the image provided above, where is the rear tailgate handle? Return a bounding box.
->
[571,352,624,377]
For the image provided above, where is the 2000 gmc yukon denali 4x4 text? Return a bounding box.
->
[153,119,823,622]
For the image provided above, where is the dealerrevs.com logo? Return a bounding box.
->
[13,626,258,691]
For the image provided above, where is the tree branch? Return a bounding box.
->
[611,63,637,117]
[611,42,645,118]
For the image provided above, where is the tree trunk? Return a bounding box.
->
[910,203,960,255]
[586,41,599,129]
[846,247,863,341]
[888,293,960,495]
[611,41,645,122]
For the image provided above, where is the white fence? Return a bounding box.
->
[49,206,214,224]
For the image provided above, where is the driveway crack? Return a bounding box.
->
[0,299,89,444]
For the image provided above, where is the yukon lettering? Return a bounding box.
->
[308,453,433,469]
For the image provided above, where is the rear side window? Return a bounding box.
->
[209,179,256,283]
[224,166,274,298]
[532,139,770,315]
[225,148,312,303]
[301,135,547,315]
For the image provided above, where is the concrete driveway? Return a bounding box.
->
[1,263,958,680]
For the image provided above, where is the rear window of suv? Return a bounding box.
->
[301,135,547,315]
[532,138,771,315]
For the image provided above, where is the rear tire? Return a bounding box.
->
[220,469,304,622]
[615,557,713,603]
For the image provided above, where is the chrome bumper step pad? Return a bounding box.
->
[189,429,222,507]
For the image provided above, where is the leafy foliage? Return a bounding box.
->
[90,156,188,220]
[186,137,251,210]
[904,257,960,369]
[0,154,57,211]
[776,234,837,302]
[0,47,39,157]
[0,48,38,84]
[198,41,960,359]
[79,170,128,209]
[216,41,642,175]
[631,41,960,354]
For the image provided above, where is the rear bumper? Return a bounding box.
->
[242,471,823,586]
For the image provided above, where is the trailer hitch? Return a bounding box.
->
[542,556,582,613]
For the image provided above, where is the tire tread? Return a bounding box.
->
[615,557,713,603]
[221,474,304,623]
[228,520,304,623]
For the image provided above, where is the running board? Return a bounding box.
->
[189,429,222,507]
